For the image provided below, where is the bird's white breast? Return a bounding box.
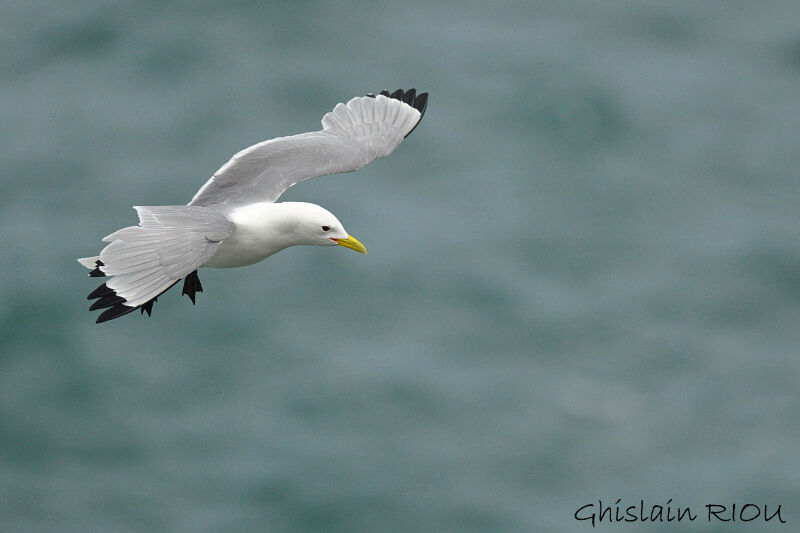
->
[202,203,294,268]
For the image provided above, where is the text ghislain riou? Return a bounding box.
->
[574,499,785,527]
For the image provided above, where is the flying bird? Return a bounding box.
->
[78,89,428,323]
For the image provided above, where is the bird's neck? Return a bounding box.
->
[203,202,316,268]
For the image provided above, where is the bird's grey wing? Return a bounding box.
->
[78,206,234,309]
[188,89,428,210]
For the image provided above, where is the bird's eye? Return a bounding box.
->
[321,226,330,232]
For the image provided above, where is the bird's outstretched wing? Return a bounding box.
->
[77,206,234,323]
[188,89,428,210]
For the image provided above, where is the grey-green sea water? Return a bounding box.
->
[1,1,799,531]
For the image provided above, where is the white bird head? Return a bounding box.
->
[281,202,367,254]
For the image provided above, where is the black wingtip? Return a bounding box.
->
[87,278,182,324]
[89,294,126,311]
[96,303,138,324]
[87,283,114,300]
[367,88,428,138]
[405,91,427,138]
[413,92,428,118]
[89,260,106,277]
[88,282,135,322]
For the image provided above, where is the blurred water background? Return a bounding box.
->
[1,1,799,531]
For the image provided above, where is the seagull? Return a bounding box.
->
[78,89,428,323]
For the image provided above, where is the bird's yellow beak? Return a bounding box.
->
[332,234,367,254]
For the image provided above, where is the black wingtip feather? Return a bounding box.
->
[87,283,114,300]
[87,277,183,323]
[367,88,428,138]
[89,260,106,277]
[405,92,428,138]
[96,303,138,324]
[89,294,126,311]
[413,92,428,118]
